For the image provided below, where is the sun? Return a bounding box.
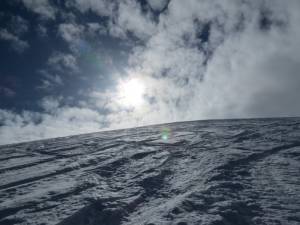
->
[118,78,146,108]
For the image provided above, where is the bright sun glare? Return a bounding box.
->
[118,78,145,108]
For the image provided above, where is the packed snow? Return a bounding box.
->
[0,118,299,225]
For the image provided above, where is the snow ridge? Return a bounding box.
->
[0,118,299,225]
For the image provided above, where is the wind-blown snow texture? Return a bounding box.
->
[0,118,300,225]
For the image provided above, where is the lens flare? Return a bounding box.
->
[161,128,171,140]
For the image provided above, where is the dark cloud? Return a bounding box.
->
[0,86,16,98]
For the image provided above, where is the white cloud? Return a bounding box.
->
[37,70,64,90]
[0,29,29,53]
[121,0,300,121]
[9,15,29,35]
[0,106,105,145]
[87,23,107,36]
[36,24,47,37]
[58,23,84,43]
[111,0,157,40]
[21,0,56,20]
[67,0,115,17]
[0,15,29,53]
[67,0,157,40]
[47,52,79,73]
[147,0,169,11]
[40,96,61,112]
[57,22,105,54]
[1,0,300,145]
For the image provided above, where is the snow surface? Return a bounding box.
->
[0,118,299,225]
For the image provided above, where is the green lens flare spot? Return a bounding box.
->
[162,134,168,140]
[161,127,171,140]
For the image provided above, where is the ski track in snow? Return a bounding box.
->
[0,118,299,225]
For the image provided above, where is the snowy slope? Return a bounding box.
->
[0,118,299,225]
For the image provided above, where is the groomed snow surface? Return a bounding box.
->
[0,118,299,225]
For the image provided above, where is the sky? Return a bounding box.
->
[0,0,300,145]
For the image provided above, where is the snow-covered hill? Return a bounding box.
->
[0,118,299,225]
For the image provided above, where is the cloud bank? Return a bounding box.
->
[1,0,300,145]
